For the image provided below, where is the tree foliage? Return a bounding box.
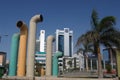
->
[76,10,120,78]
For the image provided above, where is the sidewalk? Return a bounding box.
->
[35,76,119,80]
[2,76,119,80]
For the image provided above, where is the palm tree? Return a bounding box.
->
[76,10,120,78]
[76,42,94,71]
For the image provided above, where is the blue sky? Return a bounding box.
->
[0,0,120,60]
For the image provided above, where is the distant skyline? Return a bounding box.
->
[0,0,120,60]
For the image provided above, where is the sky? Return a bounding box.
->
[0,0,120,60]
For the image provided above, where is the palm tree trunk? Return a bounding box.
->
[109,49,113,69]
[97,46,103,78]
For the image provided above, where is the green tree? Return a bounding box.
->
[76,10,120,78]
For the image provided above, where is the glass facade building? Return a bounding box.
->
[102,48,117,70]
[56,28,73,57]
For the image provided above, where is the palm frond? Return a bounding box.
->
[76,42,94,55]
[101,28,120,41]
[100,27,115,35]
[91,10,99,31]
[101,34,120,48]
[99,16,116,32]
[76,48,84,55]
[86,31,100,42]
[75,34,86,47]
[101,41,116,54]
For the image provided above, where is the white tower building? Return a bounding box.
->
[35,30,46,69]
[39,30,45,52]
[56,28,73,57]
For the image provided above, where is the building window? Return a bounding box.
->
[69,36,72,57]
[58,35,64,55]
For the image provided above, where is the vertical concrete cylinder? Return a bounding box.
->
[9,33,20,76]
[26,15,43,77]
[116,50,120,78]
[41,68,45,76]
[46,35,54,76]
[52,51,62,76]
[17,21,28,76]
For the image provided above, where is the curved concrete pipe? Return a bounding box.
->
[52,51,63,76]
[9,33,20,76]
[26,14,43,77]
[46,35,54,76]
[17,21,28,76]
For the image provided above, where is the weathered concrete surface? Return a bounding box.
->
[26,14,43,77]
[35,76,118,80]
[3,76,34,80]
[116,50,120,78]
[3,76,119,80]
[46,35,54,76]
[17,21,28,76]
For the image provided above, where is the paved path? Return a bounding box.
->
[3,76,119,80]
[36,77,119,80]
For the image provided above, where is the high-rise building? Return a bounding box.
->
[39,30,45,52]
[72,52,85,71]
[102,48,117,70]
[55,28,73,73]
[35,30,46,69]
[0,52,6,67]
[56,28,73,57]
[35,30,45,52]
[35,40,40,51]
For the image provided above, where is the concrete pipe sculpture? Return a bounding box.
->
[17,21,28,76]
[46,35,54,76]
[9,33,20,76]
[116,50,120,78]
[52,51,63,76]
[26,14,43,77]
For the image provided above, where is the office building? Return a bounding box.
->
[0,52,6,67]
[39,30,45,52]
[102,48,117,70]
[73,53,84,71]
[56,28,73,57]
[55,28,73,73]
[35,30,46,69]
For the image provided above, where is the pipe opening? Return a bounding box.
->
[40,15,43,22]
[17,21,23,28]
